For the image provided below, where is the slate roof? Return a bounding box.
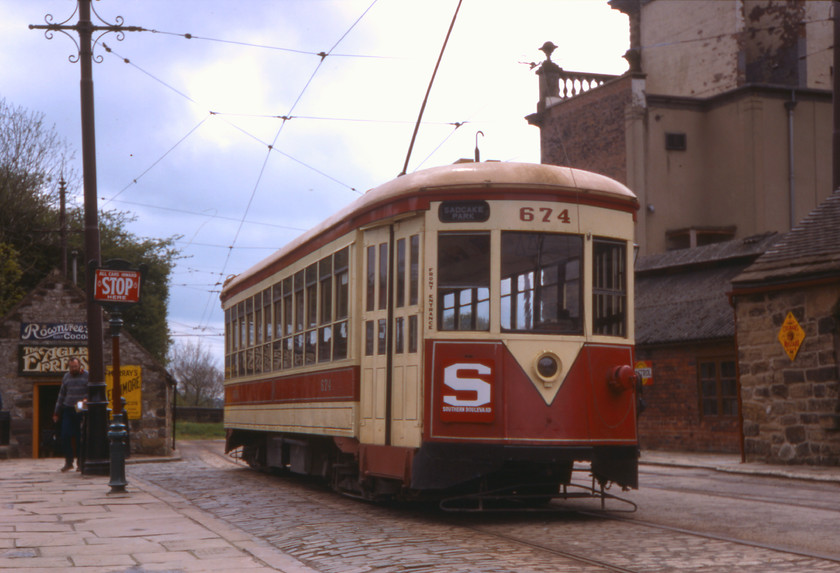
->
[732,190,840,288]
[635,233,780,345]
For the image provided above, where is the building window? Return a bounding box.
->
[666,227,736,251]
[699,359,738,416]
[665,132,686,151]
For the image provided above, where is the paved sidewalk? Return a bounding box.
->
[2,450,838,572]
[0,454,319,572]
[641,449,840,483]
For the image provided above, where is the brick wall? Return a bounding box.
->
[735,285,840,465]
[539,75,632,184]
[636,341,741,453]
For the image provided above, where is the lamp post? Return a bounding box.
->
[92,260,145,493]
[30,1,145,476]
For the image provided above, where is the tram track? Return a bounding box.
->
[155,442,840,572]
[463,507,840,573]
[638,481,840,514]
[585,510,840,567]
[459,521,641,573]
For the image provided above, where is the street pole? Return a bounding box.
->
[107,311,128,493]
[77,0,109,476]
[30,1,145,476]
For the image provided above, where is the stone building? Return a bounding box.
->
[731,191,840,465]
[0,270,173,458]
[527,0,834,255]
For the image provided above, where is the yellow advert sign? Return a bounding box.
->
[778,312,805,361]
[105,365,142,420]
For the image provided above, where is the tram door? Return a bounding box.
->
[360,217,424,447]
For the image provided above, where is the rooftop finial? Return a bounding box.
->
[539,41,558,62]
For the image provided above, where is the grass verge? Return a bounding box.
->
[175,421,224,440]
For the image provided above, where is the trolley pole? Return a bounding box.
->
[30,2,146,476]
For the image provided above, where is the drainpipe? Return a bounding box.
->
[785,92,797,230]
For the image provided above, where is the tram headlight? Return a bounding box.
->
[608,365,637,394]
[534,351,562,386]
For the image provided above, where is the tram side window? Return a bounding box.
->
[409,234,420,306]
[366,246,376,312]
[438,232,490,331]
[333,247,349,360]
[335,247,349,319]
[263,288,272,342]
[592,238,627,337]
[224,308,232,378]
[273,284,283,339]
[396,238,406,308]
[236,302,245,376]
[501,232,582,334]
[245,297,254,348]
[254,293,263,346]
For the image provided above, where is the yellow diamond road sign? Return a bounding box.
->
[778,312,805,361]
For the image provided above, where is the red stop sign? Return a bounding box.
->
[93,268,142,304]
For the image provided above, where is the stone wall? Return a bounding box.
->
[735,285,840,464]
[0,271,173,458]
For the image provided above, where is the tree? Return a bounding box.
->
[95,210,181,363]
[0,98,181,361]
[0,243,26,316]
[0,98,79,291]
[168,339,224,407]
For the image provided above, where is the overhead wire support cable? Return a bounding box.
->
[198,0,378,331]
[400,0,463,177]
[99,45,359,197]
[146,27,396,60]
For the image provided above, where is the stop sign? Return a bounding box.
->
[93,268,142,304]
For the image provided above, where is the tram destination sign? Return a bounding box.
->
[93,267,142,304]
[439,200,490,223]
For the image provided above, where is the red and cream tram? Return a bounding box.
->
[221,161,639,504]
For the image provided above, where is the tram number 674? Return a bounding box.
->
[519,206,571,224]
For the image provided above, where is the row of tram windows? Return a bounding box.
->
[225,246,350,379]
[438,231,628,336]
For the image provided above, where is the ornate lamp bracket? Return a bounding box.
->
[29,1,145,64]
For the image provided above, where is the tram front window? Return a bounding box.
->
[501,232,582,334]
[438,232,490,331]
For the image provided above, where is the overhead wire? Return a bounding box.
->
[145,27,398,60]
[99,197,308,232]
[195,0,380,332]
[100,44,362,194]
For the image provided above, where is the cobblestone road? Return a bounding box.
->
[127,442,840,572]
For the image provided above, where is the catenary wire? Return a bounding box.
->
[196,0,379,331]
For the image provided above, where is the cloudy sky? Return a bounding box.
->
[2,0,629,364]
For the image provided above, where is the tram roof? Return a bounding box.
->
[221,161,637,302]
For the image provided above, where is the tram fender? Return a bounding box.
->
[591,446,639,489]
[411,442,502,490]
[359,444,415,482]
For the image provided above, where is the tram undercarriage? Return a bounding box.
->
[226,429,638,509]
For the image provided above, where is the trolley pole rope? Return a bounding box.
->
[399,0,463,177]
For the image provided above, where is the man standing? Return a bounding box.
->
[53,356,88,472]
